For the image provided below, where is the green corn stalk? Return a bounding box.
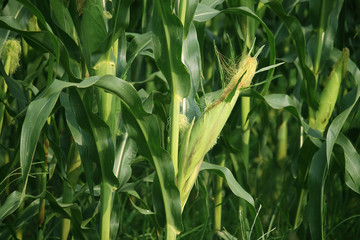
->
[214,154,225,232]
[177,53,258,209]
[238,2,256,235]
[37,138,49,240]
[276,110,289,168]
[94,45,119,240]
[311,48,349,133]
[62,143,82,240]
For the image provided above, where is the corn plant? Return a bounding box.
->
[1,0,360,240]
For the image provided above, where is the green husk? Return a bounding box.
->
[177,54,258,209]
[313,48,349,133]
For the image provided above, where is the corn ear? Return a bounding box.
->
[313,48,349,133]
[177,54,257,208]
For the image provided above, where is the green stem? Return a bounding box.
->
[178,0,187,25]
[214,155,225,231]
[100,182,113,240]
[37,139,49,240]
[47,54,55,86]
[16,202,24,240]
[276,112,288,167]
[241,97,250,174]
[314,28,324,77]
[170,94,181,176]
[95,49,117,133]
[61,182,72,240]
[308,107,316,131]
[62,143,81,240]
[166,224,177,240]
[294,188,308,229]
[95,44,117,240]
[237,2,254,238]
[313,0,327,77]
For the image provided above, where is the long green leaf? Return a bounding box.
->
[20,79,97,191]
[114,133,137,188]
[308,143,327,240]
[316,0,344,72]
[98,0,133,54]
[0,61,28,105]
[152,0,191,98]
[179,0,198,37]
[60,91,96,195]
[182,23,202,120]
[20,87,59,186]
[336,134,360,194]
[200,162,254,206]
[121,32,152,79]
[0,190,72,223]
[0,191,22,222]
[193,3,220,22]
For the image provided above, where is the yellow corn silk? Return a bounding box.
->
[177,54,258,209]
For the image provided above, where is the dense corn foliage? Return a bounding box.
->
[0,0,360,239]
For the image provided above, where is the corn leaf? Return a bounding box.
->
[50,0,77,39]
[308,143,327,240]
[336,134,360,194]
[107,0,133,47]
[182,22,202,120]
[200,162,254,206]
[0,61,28,105]
[0,191,72,223]
[316,0,344,71]
[182,23,201,98]
[114,134,137,188]
[262,0,318,109]
[80,0,107,69]
[0,191,22,222]
[201,0,224,8]
[121,32,152,79]
[309,0,337,30]
[60,91,97,195]
[152,0,191,98]
[180,0,199,37]
[20,86,60,188]
[193,3,220,22]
